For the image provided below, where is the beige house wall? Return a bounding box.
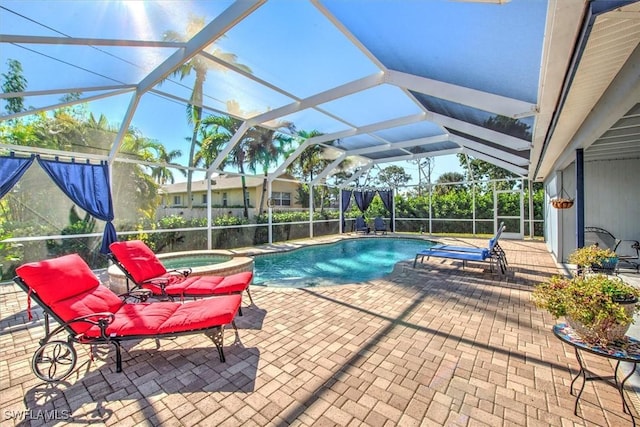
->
[163,180,301,211]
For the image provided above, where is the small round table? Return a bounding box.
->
[553,323,640,425]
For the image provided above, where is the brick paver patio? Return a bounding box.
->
[1,237,637,426]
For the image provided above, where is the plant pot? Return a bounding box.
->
[591,257,619,274]
[567,299,637,344]
[550,199,574,209]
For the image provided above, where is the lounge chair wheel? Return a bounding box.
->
[32,340,77,382]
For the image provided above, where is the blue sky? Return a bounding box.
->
[1,0,547,184]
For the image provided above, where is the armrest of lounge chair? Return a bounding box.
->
[41,312,116,343]
[118,288,153,303]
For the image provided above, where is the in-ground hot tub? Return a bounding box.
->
[107,249,254,294]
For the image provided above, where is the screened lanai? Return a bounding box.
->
[1,0,639,271]
[3,2,640,426]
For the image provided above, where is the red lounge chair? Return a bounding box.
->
[14,254,242,382]
[108,240,254,305]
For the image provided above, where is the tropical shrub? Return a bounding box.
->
[532,273,639,345]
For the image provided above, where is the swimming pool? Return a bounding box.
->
[253,237,434,288]
[161,254,232,269]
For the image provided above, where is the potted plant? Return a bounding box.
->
[550,197,574,209]
[568,244,618,275]
[532,273,640,345]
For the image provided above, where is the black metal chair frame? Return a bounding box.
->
[585,226,640,272]
[14,276,236,382]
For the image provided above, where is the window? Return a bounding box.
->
[272,192,291,206]
[173,195,181,206]
[201,194,207,204]
[222,192,227,207]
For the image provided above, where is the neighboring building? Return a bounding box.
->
[159,174,302,219]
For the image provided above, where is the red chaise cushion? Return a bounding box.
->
[109,240,167,282]
[164,271,254,296]
[17,254,242,338]
[16,254,124,334]
[82,294,241,337]
[109,240,253,297]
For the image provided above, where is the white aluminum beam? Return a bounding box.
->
[0,84,135,99]
[244,72,384,127]
[268,113,429,181]
[386,70,538,119]
[268,113,429,180]
[305,113,429,146]
[0,88,134,121]
[345,135,450,156]
[342,163,374,187]
[0,34,185,48]
[463,148,528,176]
[210,121,251,170]
[136,0,264,95]
[371,148,461,165]
[427,111,531,151]
[310,153,347,185]
[108,93,142,160]
[204,73,382,178]
[449,134,530,166]
[529,0,587,180]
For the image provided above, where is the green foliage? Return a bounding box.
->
[46,206,98,263]
[2,59,28,114]
[0,222,23,279]
[375,165,411,188]
[143,215,187,252]
[435,172,465,195]
[568,245,618,273]
[533,245,638,345]
[255,210,338,224]
[294,183,337,212]
[532,274,639,345]
[214,214,248,226]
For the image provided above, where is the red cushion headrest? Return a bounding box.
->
[16,254,102,305]
[16,254,124,334]
[109,240,167,283]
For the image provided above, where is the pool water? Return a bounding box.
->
[162,255,231,269]
[253,237,434,288]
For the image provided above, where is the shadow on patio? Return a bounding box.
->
[1,239,637,426]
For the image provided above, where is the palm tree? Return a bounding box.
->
[199,115,293,218]
[112,129,162,217]
[151,145,185,185]
[162,15,251,209]
[435,171,465,195]
[244,125,294,214]
[198,115,245,212]
[287,130,329,183]
[286,130,340,210]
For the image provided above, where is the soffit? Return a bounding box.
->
[534,2,640,180]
